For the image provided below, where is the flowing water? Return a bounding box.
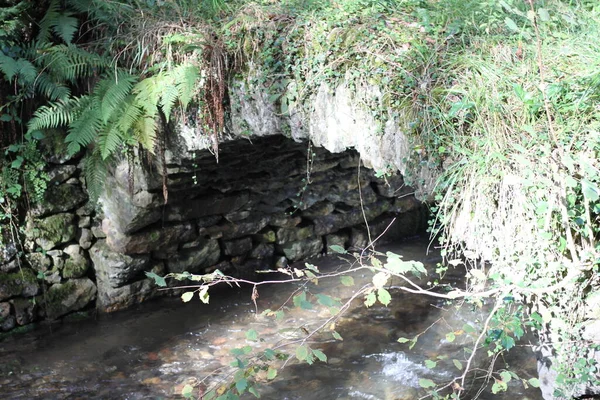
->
[0,239,542,399]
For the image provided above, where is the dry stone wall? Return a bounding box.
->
[0,135,426,332]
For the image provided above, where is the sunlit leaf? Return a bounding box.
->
[182,384,194,398]
[267,367,278,380]
[332,331,343,341]
[500,371,512,383]
[364,291,377,307]
[145,271,166,287]
[329,245,347,254]
[425,359,437,368]
[248,386,261,398]
[397,337,410,343]
[453,359,463,370]
[528,378,540,388]
[340,276,354,286]
[199,286,210,304]
[236,377,248,393]
[372,272,389,289]
[295,345,309,361]
[446,332,456,342]
[419,378,436,389]
[312,349,327,362]
[245,329,259,342]
[181,291,194,302]
[377,288,392,306]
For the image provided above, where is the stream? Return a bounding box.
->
[0,238,542,399]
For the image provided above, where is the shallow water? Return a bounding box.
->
[0,238,542,399]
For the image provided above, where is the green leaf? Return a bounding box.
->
[500,371,512,383]
[419,378,436,389]
[462,323,476,334]
[364,291,376,307]
[424,359,437,368]
[332,331,343,341]
[145,271,167,287]
[397,337,410,343]
[312,349,327,363]
[377,288,392,306]
[199,286,210,304]
[245,329,259,342]
[295,345,309,361]
[446,332,456,342]
[316,294,339,307]
[329,245,347,254]
[453,359,463,370]
[267,367,278,380]
[235,377,248,393]
[340,276,354,286]
[504,17,519,32]
[581,179,600,202]
[528,378,540,388]
[372,272,389,289]
[538,8,550,22]
[264,349,276,360]
[181,384,194,398]
[248,386,261,398]
[181,292,194,302]
[492,381,508,394]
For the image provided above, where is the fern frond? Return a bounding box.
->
[52,13,79,44]
[40,44,109,82]
[34,72,71,101]
[133,75,161,117]
[37,0,61,43]
[0,52,19,81]
[159,83,179,122]
[83,149,108,203]
[99,70,138,123]
[115,96,143,133]
[65,97,105,155]
[133,115,157,153]
[97,124,125,160]
[15,59,38,85]
[173,63,200,110]
[27,98,79,131]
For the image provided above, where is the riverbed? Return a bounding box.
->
[0,238,541,399]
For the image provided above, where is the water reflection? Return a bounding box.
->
[0,238,541,399]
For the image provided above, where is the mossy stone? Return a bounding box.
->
[26,213,76,251]
[0,269,39,301]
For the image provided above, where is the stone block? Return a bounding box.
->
[25,213,76,251]
[0,268,39,301]
[79,228,93,250]
[167,240,220,274]
[165,191,250,221]
[62,244,90,279]
[25,252,52,272]
[278,238,323,261]
[30,184,87,218]
[200,216,269,241]
[47,165,77,185]
[325,232,349,254]
[223,237,253,257]
[250,243,275,259]
[10,298,36,326]
[104,220,196,254]
[89,240,150,288]
[276,225,315,244]
[42,278,97,320]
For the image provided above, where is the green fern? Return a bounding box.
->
[37,0,79,44]
[100,71,138,123]
[83,149,108,202]
[28,99,80,131]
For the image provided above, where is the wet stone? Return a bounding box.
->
[10,298,36,326]
[26,213,77,251]
[0,268,39,301]
[25,252,52,272]
[79,228,93,250]
[223,237,253,257]
[250,243,275,259]
[89,240,151,288]
[167,240,220,274]
[0,314,16,331]
[278,237,323,261]
[325,232,349,254]
[276,225,315,244]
